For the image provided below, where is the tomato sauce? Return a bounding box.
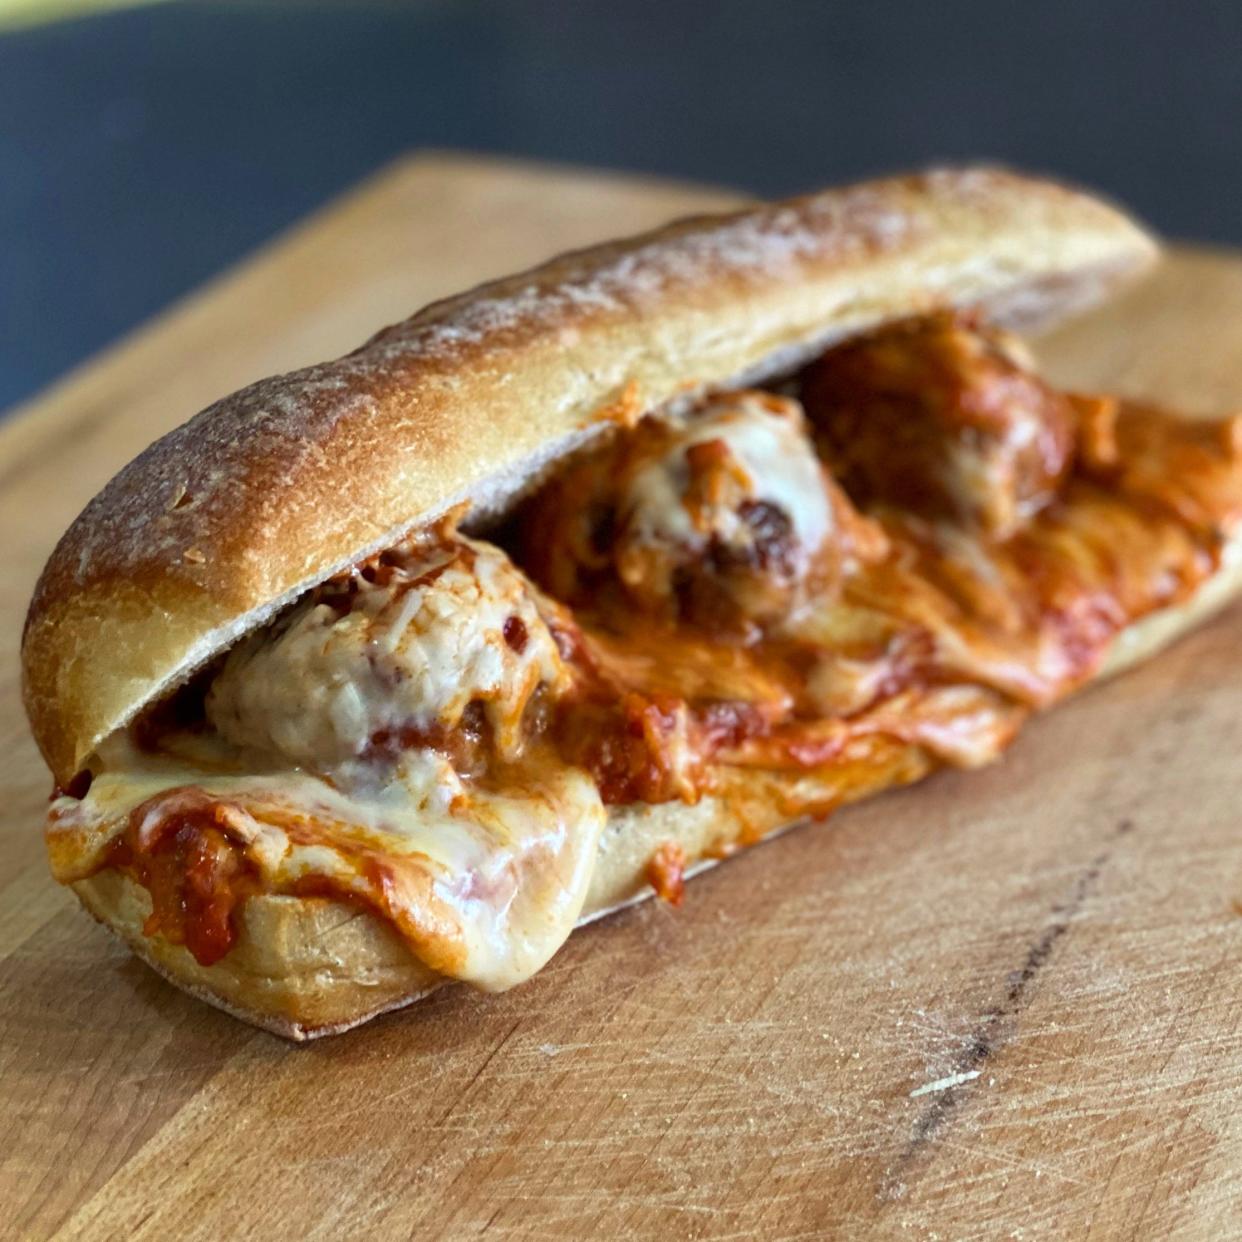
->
[106,790,261,966]
[647,841,687,905]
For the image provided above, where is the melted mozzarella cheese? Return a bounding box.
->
[620,392,833,567]
[207,535,568,768]
[49,735,606,991]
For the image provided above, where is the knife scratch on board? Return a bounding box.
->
[880,817,1136,1201]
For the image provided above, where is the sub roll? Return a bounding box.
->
[23,169,1242,1038]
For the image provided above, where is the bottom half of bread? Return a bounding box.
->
[70,772,924,1041]
[69,554,1242,1040]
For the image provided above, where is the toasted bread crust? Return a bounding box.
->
[22,169,1155,784]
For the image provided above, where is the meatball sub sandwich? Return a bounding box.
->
[23,170,1242,1038]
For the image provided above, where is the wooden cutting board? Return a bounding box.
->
[4,153,1242,1242]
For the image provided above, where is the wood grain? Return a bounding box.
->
[4,154,1242,1241]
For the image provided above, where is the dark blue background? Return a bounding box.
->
[3,0,1240,412]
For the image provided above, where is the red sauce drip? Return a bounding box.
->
[647,841,686,905]
[110,791,260,966]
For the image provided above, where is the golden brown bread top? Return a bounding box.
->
[21,168,1157,784]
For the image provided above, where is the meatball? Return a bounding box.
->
[801,312,1073,537]
[523,391,871,631]
[206,532,569,771]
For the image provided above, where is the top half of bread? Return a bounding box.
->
[22,168,1159,786]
